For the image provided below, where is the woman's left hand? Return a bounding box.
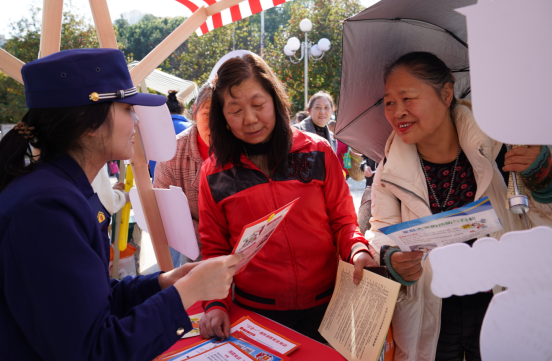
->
[352,251,378,285]
[158,262,200,290]
[503,145,542,173]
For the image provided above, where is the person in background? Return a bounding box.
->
[108,160,120,179]
[92,164,128,216]
[360,156,378,189]
[198,54,376,343]
[327,119,336,133]
[149,90,191,179]
[366,51,552,361]
[357,156,378,235]
[167,90,191,134]
[293,110,308,124]
[327,120,346,175]
[326,120,364,180]
[154,83,213,267]
[0,48,241,361]
[336,140,350,178]
[294,91,337,152]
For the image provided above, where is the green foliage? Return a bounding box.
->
[0,73,26,124]
[175,18,260,87]
[0,4,105,123]
[248,4,294,47]
[264,0,364,114]
[115,15,186,72]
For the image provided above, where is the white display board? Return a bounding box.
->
[208,50,256,82]
[430,226,552,360]
[133,104,177,163]
[457,0,552,144]
[130,186,200,260]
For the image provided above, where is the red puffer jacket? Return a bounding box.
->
[199,128,371,314]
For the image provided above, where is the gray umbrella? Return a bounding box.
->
[335,0,476,163]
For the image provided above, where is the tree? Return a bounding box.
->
[248,4,294,50]
[115,15,186,71]
[264,0,364,114]
[175,17,260,87]
[0,4,112,123]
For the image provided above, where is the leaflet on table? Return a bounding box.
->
[182,313,204,339]
[161,331,289,361]
[231,199,298,274]
[185,342,256,361]
[230,316,300,355]
[378,197,502,254]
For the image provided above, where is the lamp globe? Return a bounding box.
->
[299,19,313,32]
[318,38,331,52]
[287,37,301,51]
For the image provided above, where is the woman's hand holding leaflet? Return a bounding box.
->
[352,251,378,285]
[390,251,424,282]
[158,262,200,290]
[172,253,244,310]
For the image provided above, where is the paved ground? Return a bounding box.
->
[127,177,367,275]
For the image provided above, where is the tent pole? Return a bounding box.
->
[260,11,265,58]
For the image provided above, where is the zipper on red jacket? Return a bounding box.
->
[244,157,300,310]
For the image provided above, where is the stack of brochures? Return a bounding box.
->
[156,316,300,361]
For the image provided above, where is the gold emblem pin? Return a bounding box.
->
[89,92,99,101]
[97,211,105,223]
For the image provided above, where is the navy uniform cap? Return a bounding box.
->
[22,48,166,109]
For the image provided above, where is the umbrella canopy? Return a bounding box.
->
[336,0,476,163]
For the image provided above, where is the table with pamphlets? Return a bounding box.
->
[156,301,346,360]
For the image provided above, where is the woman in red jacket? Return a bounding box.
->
[198,54,376,342]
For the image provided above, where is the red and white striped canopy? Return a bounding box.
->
[175,0,290,36]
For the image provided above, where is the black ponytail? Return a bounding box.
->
[0,102,113,193]
[166,90,184,115]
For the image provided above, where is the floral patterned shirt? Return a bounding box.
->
[421,150,477,215]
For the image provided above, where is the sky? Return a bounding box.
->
[0,0,380,38]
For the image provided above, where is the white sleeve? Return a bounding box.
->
[91,165,127,215]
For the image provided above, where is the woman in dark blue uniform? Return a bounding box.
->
[0,49,241,361]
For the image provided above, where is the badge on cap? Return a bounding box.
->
[89,87,138,102]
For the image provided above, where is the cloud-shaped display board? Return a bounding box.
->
[457,0,552,144]
[133,104,177,163]
[430,226,552,360]
[208,50,257,82]
[129,186,200,260]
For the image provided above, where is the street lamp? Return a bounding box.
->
[284,19,331,108]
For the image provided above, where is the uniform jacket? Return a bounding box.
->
[0,155,192,361]
[154,124,202,251]
[199,128,370,314]
[366,101,552,361]
[294,117,337,153]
